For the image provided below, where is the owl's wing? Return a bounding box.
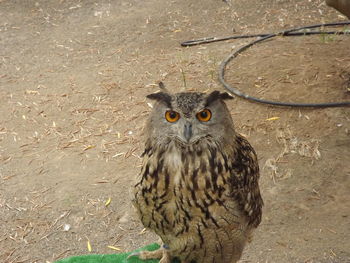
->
[227,134,263,227]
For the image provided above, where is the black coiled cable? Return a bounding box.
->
[182,22,350,107]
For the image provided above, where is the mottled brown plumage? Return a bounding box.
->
[132,83,263,263]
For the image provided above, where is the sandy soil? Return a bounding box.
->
[0,0,349,262]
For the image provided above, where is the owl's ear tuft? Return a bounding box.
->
[205,91,233,106]
[219,92,234,100]
[158,81,171,93]
[146,92,172,108]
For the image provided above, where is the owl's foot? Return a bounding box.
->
[128,244,171,263]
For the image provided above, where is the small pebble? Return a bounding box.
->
[63,224,71,231]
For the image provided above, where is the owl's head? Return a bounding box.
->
[145,82,235,146]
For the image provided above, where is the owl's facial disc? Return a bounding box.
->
[163,108,214,144]
[146,88,235,145]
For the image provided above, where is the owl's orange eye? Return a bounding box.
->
[196,109,212,122]
[165,110,180,123]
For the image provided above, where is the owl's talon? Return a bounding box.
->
[127,246,171,262]
[127,251,140,259]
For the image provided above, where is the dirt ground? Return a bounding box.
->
[0,0,349,262]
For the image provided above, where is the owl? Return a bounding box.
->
[131,82,263,263]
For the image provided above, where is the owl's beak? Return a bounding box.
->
[183,122,193,142]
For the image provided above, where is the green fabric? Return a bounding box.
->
[54,243,180,263]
